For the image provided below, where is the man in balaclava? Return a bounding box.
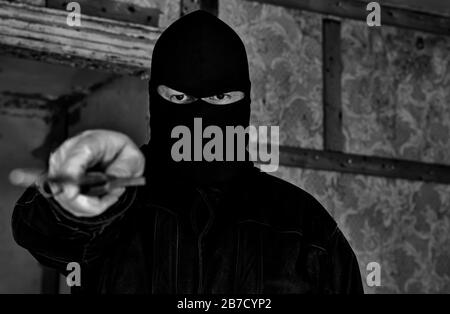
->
[147,9,253,185]
[12,11,363,294]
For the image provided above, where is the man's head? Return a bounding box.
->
[148,10,253,185]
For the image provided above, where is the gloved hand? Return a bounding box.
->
[48,130,145,217]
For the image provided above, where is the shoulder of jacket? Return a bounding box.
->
[240,169,338,249]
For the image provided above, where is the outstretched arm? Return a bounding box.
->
[11,130,145,273]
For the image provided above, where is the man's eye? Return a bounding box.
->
[202,91,245,105]
[157,85,197,104]
[169,94,196,104]
[170,94,189,102]
[215,94,227,100]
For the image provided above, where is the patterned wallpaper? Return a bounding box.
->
[219,0,450,293]
[342,20,450,165]
[219,0,323,149]
[275,166,450,293]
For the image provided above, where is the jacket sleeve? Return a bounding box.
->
[11,186,137,273]
[326,227,364,294]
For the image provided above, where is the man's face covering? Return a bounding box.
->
[148,10,253,185]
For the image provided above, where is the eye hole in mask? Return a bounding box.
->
[157,85,244,105]
[202,91,245,105]
[157,85,197,104]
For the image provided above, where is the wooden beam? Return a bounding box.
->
[245,0,450,36]
[0,1,159,78]
[16,0,45,6]
[358,0,450,19]
[46,0,161,27]
[279,146,450,184]
[322,19,344,152]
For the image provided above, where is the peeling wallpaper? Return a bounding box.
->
[342,20,450,165]
[219,0,324,149]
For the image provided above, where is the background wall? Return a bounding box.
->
[1,0,450,293]
[219,0,450,293]
[0,56,113,293]
[0,56,149,293]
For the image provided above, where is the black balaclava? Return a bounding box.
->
[147,10,253,186]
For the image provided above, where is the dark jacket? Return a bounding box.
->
[12,161,363,294]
